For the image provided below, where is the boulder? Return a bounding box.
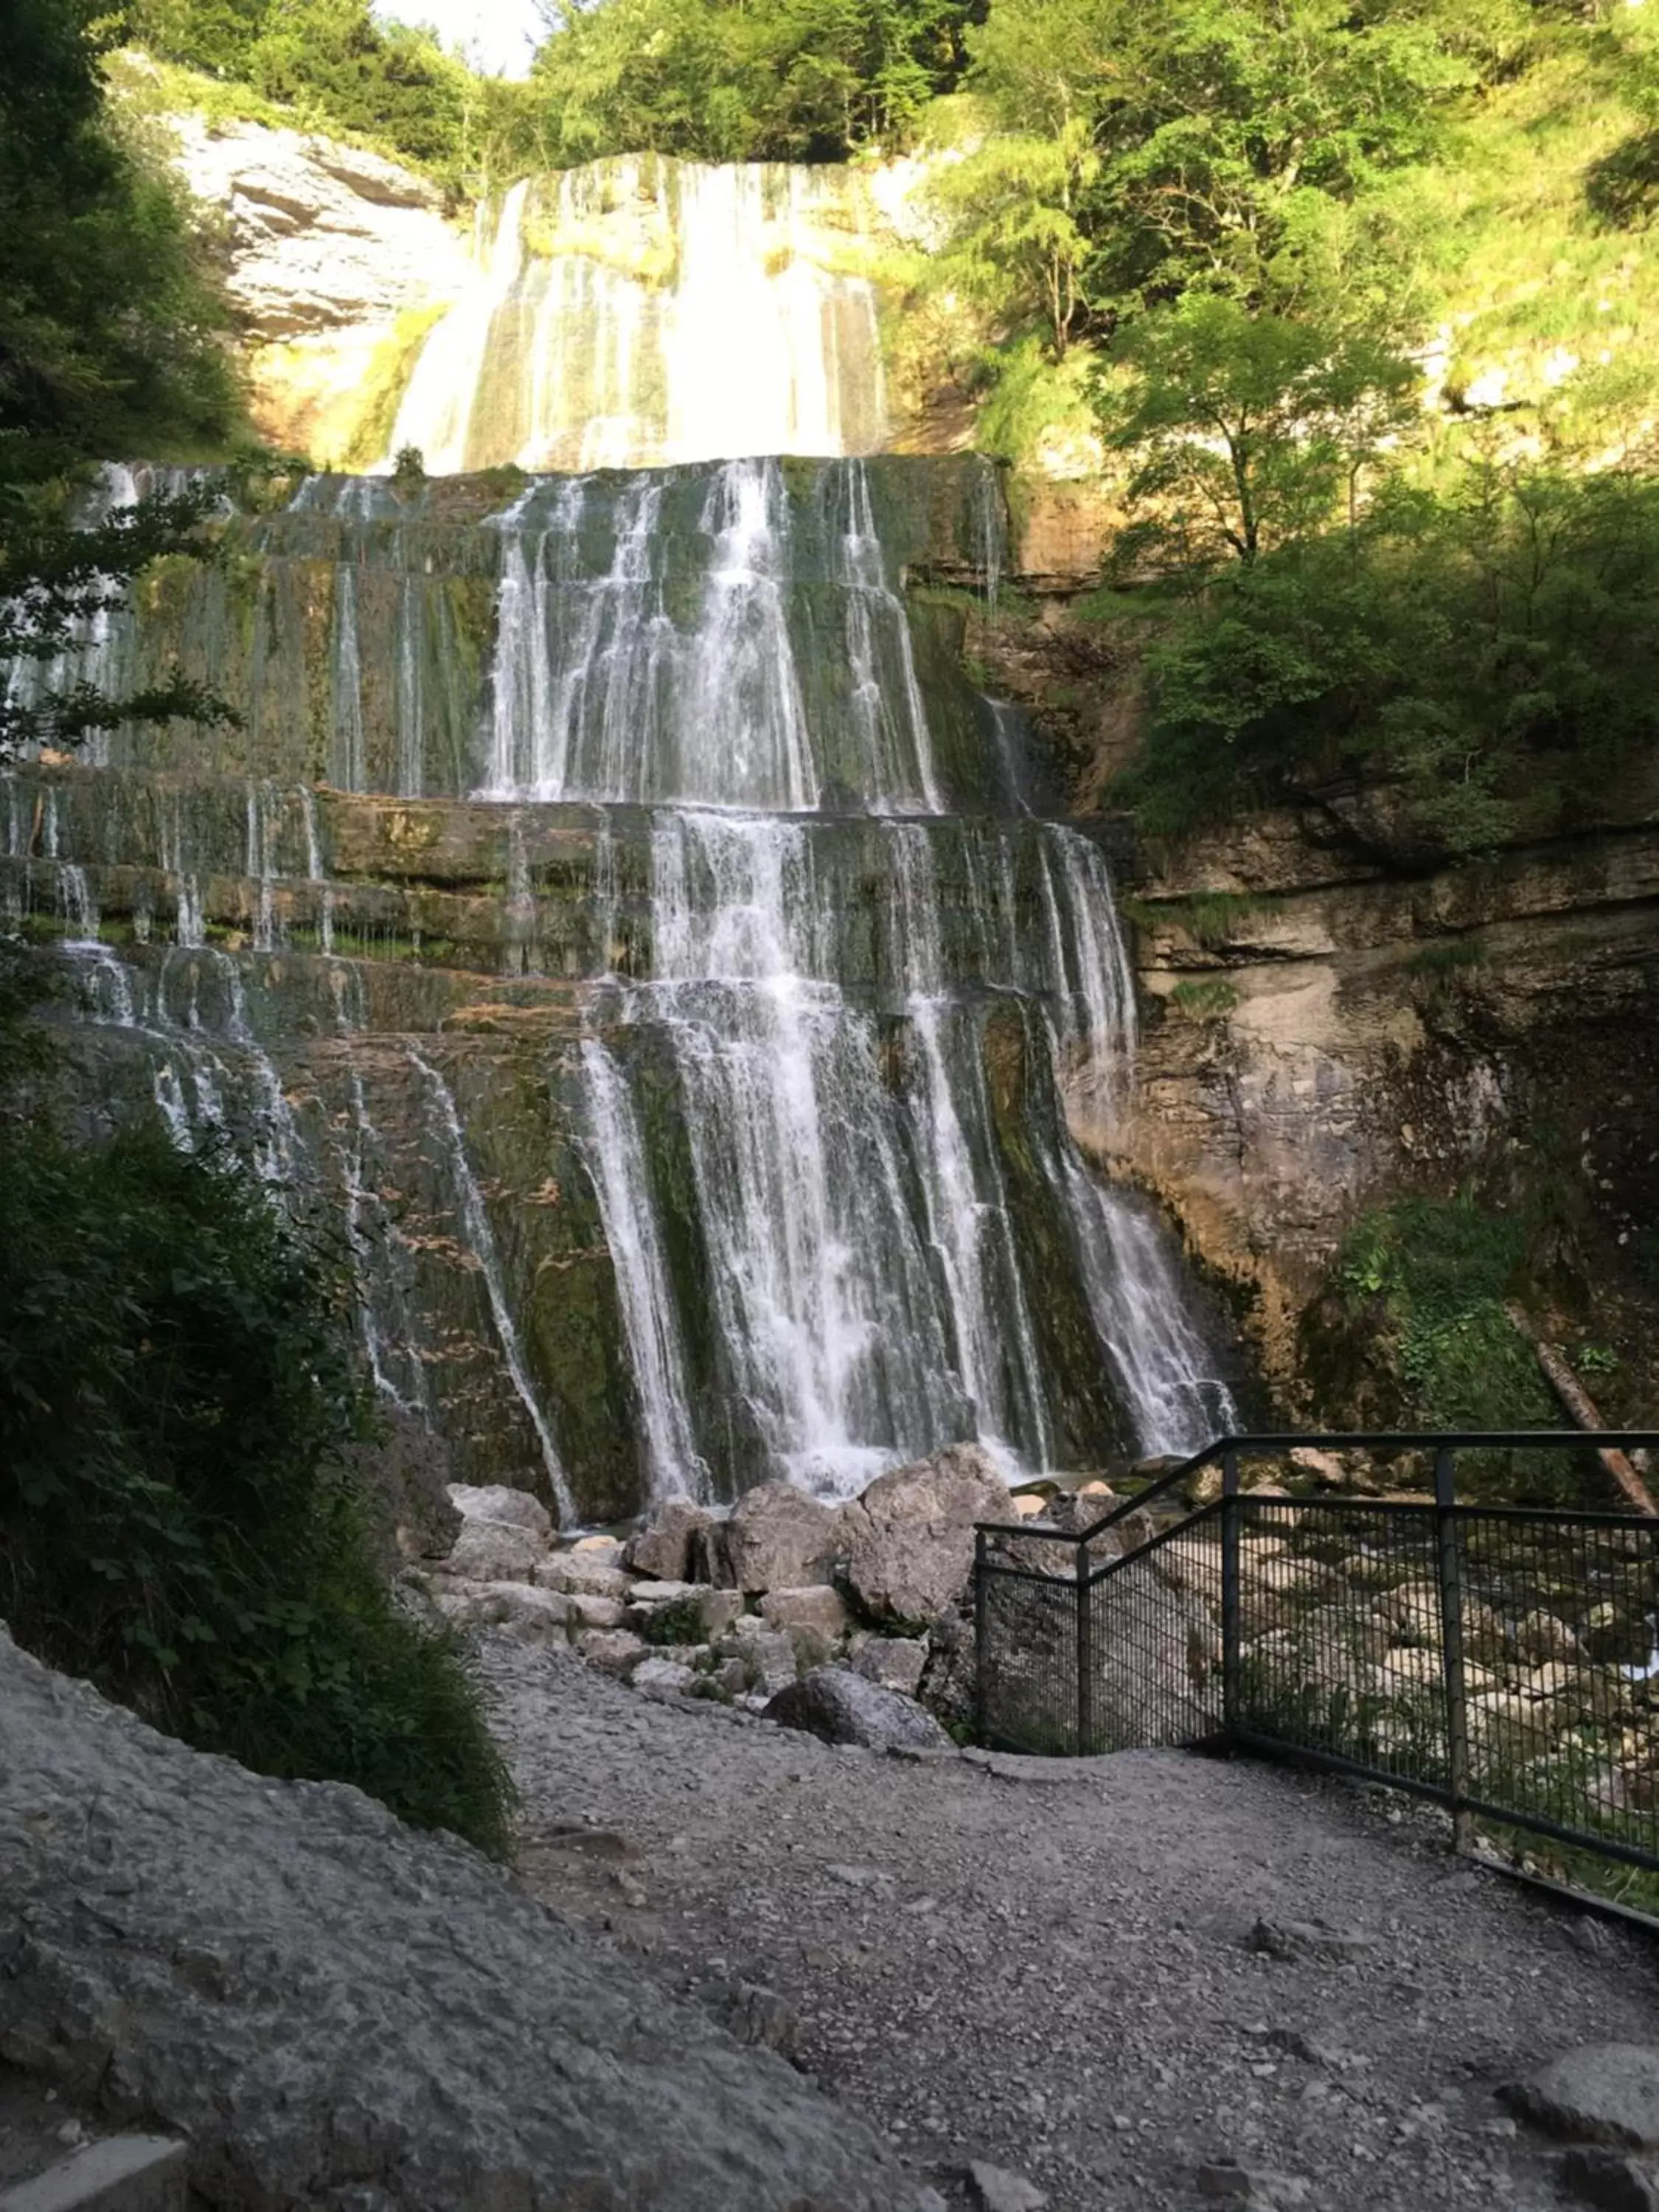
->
[759,1586,849,1640]
[440,1519,546,1584]
[719,1482,843,1594]
[568,1594,628,1631]
[633,1658,697,1699]
[577,1629,647,1677]
[697,1588,747,1637]
[764,1666,952,1752]
[0,1627,917,2212]
[720,1627,800,1697]
[535,1557,632,1600]
[431,1582,571,1646]
[1504,2046,1659,2149]
[626,1498,716,1583]
[447,1484,553,1540]
[851,1636,928,1697]
[840,1443,1009,1630]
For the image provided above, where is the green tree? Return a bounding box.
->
[0,0,238,485]
[0,945,514,1852]
[1097,296,1417,567]
[928,120,1099,355]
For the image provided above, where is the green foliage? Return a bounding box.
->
[0,479,239,758]
[1096,298,1419,567]
[123,0,544,191]
[1111,462,1659,853]
[1168,978,1238,1020]
[529,0,981,164]
[0,0,239,485]
[1331,1193,1555,1435]
[639,1595,707,1646]
[0,946,514,1852]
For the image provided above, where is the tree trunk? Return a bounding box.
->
[1504,1303,1657,1516]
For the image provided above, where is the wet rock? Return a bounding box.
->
[765,1666,951,1752]
[626,1499,716,1584]
[840,1444,1009,1630]
[851,1635,928,1696]
[447,1483,553,1540]
[1503,2045,1659,2149]
[431,1582,571,1645]
[967,2162,1048,2212]
[441,1518,546,1583]
[719,1484,843,1593]
[759,1586,850,1640]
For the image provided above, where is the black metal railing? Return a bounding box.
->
[975,1433,1659,1881]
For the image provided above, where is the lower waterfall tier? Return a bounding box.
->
[3,765,1237,1517]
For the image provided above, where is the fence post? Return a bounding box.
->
[973,1526,988,1747]
[1076,1537,1093,1756]
[1433,1444,1474,1854]
[1220,1446,1242,1738]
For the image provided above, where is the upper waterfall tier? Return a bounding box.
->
[79,457,1018,813]
[389,160,892,475]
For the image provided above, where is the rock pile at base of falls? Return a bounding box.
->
[417,1444,1018,1747]
[0,1626,928,2212]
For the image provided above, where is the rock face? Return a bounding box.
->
[764,1666,952,1752]
[841,1444,1009,1630]
[0,1627,922,2212]
[156,105,472,461]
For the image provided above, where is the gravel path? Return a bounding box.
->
[481,1638,1659,2212]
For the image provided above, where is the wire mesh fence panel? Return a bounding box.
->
[1234,1498,1451,1786]
[1082,1504,1225,1753]
[979,1545,1078,1754]
[1458,1509,1659,1866]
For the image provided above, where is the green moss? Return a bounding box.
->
[339,303,451,473]
[1168,978,1238,1020]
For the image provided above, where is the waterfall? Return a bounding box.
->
[389,159,888,475]
[481,455,1237,1496]
[4,445,1237,1520]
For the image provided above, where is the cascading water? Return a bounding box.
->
[2,439,1237,1521]
[389,159,888,475]
[468,453,1237,1497]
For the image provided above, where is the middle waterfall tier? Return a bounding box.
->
[10,452,1237,1517]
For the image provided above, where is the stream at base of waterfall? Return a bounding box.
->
[2,449,1235,1520]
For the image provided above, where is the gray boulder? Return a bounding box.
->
[719,1482,842,1593]
[441,1518,546,1584]
[764,1666,952,1752]
[0,1627,922,2212]
[841,1443,1009,1629]
[1504,2045,1659,2149]
[447,1484,554,1540]
[852,1635,928,1696]
[430,1582,572,1646]
[626,1498,715,1582]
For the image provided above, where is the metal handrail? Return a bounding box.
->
[973,1430,1659,1894]
[974,1430,1659,1544]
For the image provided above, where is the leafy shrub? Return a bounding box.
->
[0,1032,514,1854]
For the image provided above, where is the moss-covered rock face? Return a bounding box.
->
[10,451,1240,1518]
